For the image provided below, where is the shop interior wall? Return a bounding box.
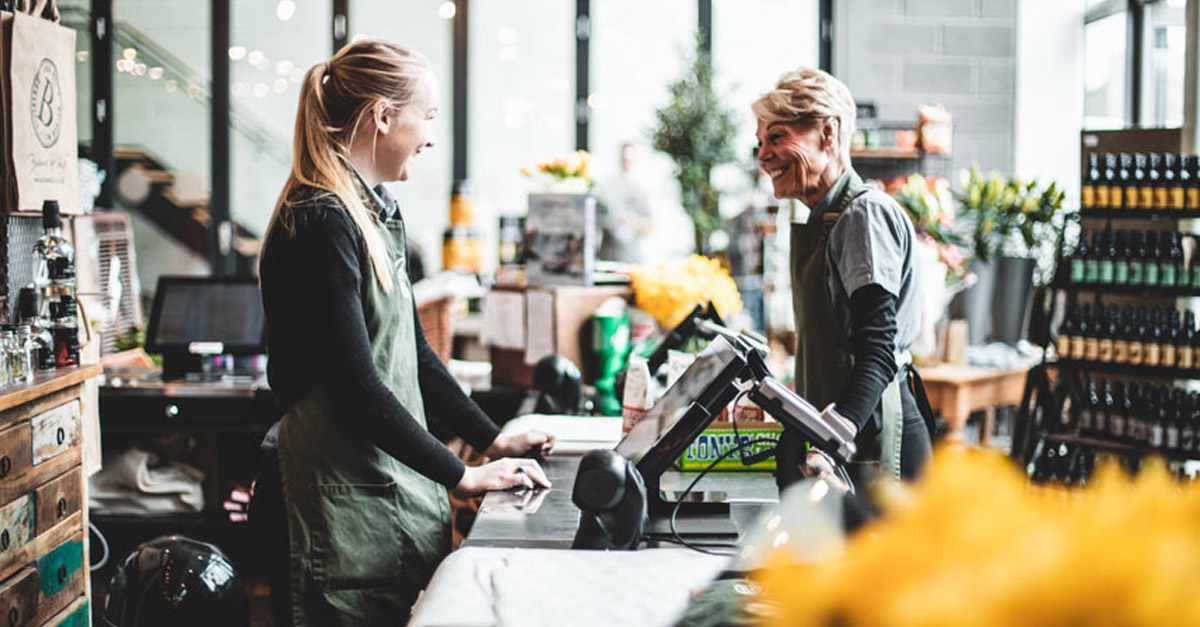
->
[833,0,1019,176]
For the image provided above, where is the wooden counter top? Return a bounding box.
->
[0,365,102,414]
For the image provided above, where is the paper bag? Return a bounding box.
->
[8,11,79,214]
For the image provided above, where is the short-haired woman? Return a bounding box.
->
[753,68,931,488]
[255,40,553,626]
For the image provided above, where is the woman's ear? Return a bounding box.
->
[373,101,391,135]
[822,119,839,152]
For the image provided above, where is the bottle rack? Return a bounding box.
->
[1013,149,1200,484]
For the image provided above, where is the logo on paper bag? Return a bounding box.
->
[31,59,62,149]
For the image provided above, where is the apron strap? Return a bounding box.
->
[879,368,905,479]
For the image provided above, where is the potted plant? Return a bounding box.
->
[954,166,1066,345]
[651,35,738,254]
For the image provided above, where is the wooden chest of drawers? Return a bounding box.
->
[0,367,100,627]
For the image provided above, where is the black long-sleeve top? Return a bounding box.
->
[836,284,920,437]
[259,188,499,488]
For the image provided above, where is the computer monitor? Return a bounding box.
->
[615,336,747,485]
[145,276,266,378]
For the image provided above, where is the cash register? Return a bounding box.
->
[571,334,858,549]
[144,276,267,381]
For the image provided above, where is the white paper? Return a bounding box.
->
[524,290,555,365]
[480,291,525,350]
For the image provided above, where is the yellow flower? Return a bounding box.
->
[630,255,742,328]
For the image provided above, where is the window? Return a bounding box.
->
[1143,0,1186,127]
[1084,11,1127,129]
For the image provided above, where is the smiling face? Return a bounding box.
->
[374,69,439,183]
[755,117,840,206]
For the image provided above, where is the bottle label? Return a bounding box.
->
[1151,424,1164,448]
[1110,415,1125,438]
[1071,337,1085,359]
[1193,268,1200,289]
[1125,186,1140,209]
[1167,426,1180,450]
[1094,412,1107,433]
[1155,188,1169,210]
[1129,342,1144,365]
[1079,409,1092,432]
[47,258,74,281]
[1179,265,1190,287]
[1183,427,1195,451]
[1084,338,1100,361]
[1146,263,1160,286]
[1098,339,1114,362]
[1057,336,1071,358]
[1070,259,1084,283]
[1188,188,1200,211]
[1114,262,1129,285]
[1098,261,1114,284]
[1097,185,1111,209]
[1111,186,1125,209]
[1081,185,1095,209]
[1162,264,1176,287]
[1113,340,1129,363]
[1140,187,1154,209]
[1130,261,1144,285]
[1180,346,1195,369]
[1171,186,1186,210]
[1163,344,1177,368]
[1085,260,1100,283]
[1145,343,1161,366]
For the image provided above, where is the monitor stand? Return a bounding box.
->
[642,480,738,541]
[160,350,202,382]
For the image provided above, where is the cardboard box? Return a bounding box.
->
[677,420,783,472]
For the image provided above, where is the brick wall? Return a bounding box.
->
[834,0,1018,176]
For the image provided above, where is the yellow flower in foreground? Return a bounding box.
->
[629,255,742,328]
[758,449,1200,626]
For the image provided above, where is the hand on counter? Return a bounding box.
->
[485,430,556,460]
[455,458,552,495]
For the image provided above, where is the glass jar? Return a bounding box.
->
[15,326,34,384]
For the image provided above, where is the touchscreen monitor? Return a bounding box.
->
[145,276,267,354]
[614,337,745,478]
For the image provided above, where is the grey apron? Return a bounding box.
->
[277,191,451,626]
[791,170,906,479]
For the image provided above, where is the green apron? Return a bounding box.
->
[277,192,451,626]
[791,170,906,479]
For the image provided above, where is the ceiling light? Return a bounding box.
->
[437,1,456,20]
[276,0,296,21]
[228,46,247,61]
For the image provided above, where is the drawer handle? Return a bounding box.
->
[165,404,180,419]
[55,427,64,446]
[56,497,67,519]
[1,530,8,551]
[0,456,9,478]
[7,606,17,627]
[56,565,67,586]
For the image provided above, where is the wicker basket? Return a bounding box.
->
[417,295,455,365]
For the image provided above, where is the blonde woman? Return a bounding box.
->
[753,68,931,490]
[254,40,553,626]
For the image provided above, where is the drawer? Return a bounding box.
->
[0,423,30,484]
[35,535,83,621]
[29,403,79,466]
[33,472,79,536]
[0,567,36,627]
[0,497,32,562]
[44,598,86,627]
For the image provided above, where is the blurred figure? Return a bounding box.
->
[598,143,653,263]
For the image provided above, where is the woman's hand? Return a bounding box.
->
[802,449,850,492]
[454,458,551,495]
[485,430,555,459]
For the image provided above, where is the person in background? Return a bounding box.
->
[252,40,554,627]
[752,68,931,490]
[598,142,653,263]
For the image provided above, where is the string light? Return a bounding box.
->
[437,1,456,20]
[228,46,247,61]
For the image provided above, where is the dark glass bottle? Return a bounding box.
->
[1163,309,1181,368]
[1128,383,1145,446]
[1098,304,1117,363]
[1129,230,1146,286]
[1081,377,1099,434]
[1164,387,1181,451]
[1072,304,1091,360]
[1145,309,1164,367]
[1129,306,1146,366]
[1161,232,1180,287]
[1180,311,1197,370]
[1133,153,1150,210]
[1149,153,1167,210]
[1145,231,1161,287]
[1165,152,1184,210]
[1182,392,1197,453]
[1070,229,1088,284]
[1085,230,1102,284]
[1186,154,1200,212]
[1109,381,1127,441]
[1114,230,1131,285]
[1057,304,1075,358]
[1114,305,1133,364]
[1177,233,1190,287]
[1084,305,1102,362]
[1102,153,1119,210]
[1095,379,1112,435]
[1143,384,1161,448]
[1098,228,1116,284]
[1117,153,1134,210]
[1082,152,1099,210]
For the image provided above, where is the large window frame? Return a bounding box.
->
[1086,0,1184,127]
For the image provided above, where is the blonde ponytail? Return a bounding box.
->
[265,40,431,293]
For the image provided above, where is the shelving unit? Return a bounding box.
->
[1013,148,1200,482]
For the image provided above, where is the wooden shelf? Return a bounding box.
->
[1052,280,1200,297]
[1042,432,1200,461]
[0,365,101,414]
[851,147,926,160]
[1051,359,1200,380]
[1080,209,1200,219]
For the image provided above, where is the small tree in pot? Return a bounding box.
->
[651,35,738,254]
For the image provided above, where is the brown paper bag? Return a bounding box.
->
[0,12,13,215]
[8,11,78,214]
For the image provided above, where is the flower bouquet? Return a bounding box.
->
[520,150,592,194]
[629,255,742,329]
